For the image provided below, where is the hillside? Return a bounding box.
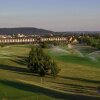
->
[0,27,53,35]
[0,44,100,100]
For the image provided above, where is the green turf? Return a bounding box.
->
[0,44,100,100]
[0,79,60,100]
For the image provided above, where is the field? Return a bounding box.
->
[0,44,100,100]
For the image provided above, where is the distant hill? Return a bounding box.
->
[0,27,53,35]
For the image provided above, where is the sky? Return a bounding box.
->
[0,0,100,31]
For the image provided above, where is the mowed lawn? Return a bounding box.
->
[0,44,100,100]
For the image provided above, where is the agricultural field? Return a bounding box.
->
[0,44,100,100]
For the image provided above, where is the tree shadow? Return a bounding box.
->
[0,79,100,100]
[59,76,100,84]
[48,81,99,95]
[10,55,28,66]
[0,64,39,76]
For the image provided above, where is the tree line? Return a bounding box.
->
[79,36,100,49]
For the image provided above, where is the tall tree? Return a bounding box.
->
[27,46,60,77]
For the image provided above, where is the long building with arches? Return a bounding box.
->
[0,37,68,44]
[0,35,79,44]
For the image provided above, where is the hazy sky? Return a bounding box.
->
[0,0,100,31]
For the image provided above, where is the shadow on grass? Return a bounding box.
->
[0,79,100,100]
[0,64,39,76]
[59,76,100,84]
[0,55,34,75]
[10,55,28,66]
[49,81,99,95]
[12,55,100,84]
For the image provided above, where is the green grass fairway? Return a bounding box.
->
[0,44,100,100]
[0,79,70,100]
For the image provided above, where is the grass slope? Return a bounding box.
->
[0,44,100,100]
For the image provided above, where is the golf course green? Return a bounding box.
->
[0,44,100,100]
